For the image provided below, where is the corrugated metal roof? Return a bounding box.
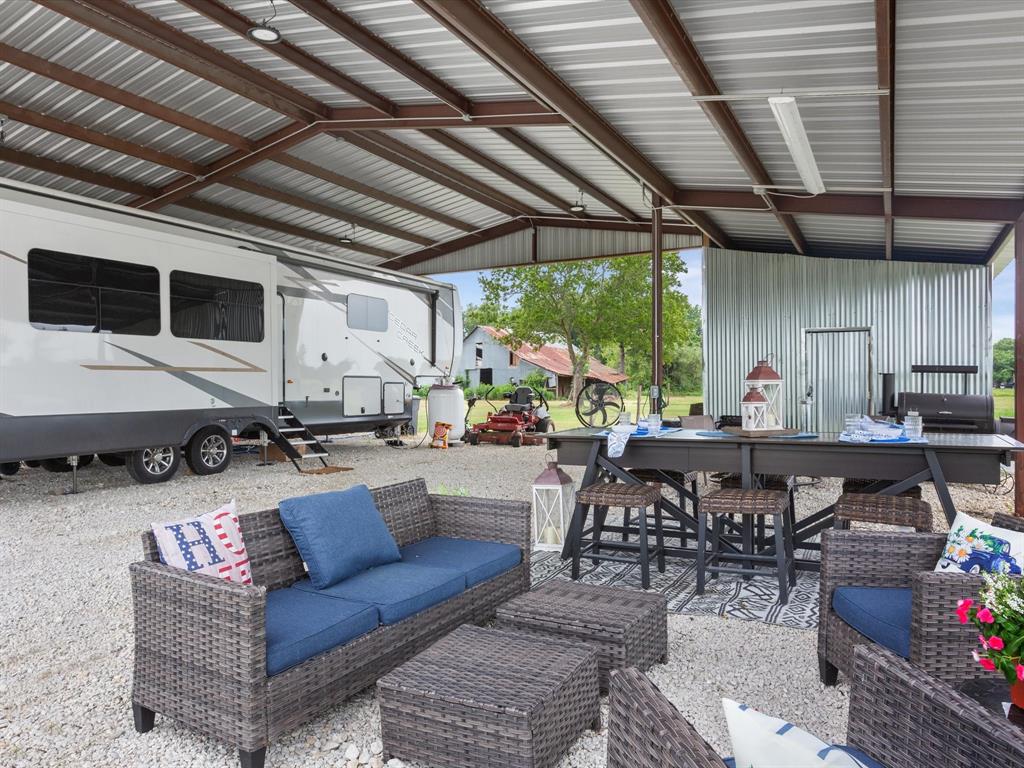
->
[706,209,793,250]
[476,326,628,383]
[794,213,886,260]
[895,217,1005,261]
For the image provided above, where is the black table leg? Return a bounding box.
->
[561,441,601,560]
[924,449,958,524]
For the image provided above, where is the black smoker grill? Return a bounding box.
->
[889,364,995,434]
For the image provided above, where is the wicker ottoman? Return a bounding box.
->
[495,581,668,691]
[377,625,600,768]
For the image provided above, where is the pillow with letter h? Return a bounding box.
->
[152,500,252,585]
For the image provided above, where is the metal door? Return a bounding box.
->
[804,328,872,433]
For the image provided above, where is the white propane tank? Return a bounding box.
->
[427,384,467,442]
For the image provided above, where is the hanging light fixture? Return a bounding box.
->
[768,96,825,195]
[568,190,586,214]
[339,223,355,245]
[247,0,282,44]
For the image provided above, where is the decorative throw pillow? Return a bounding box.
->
[723,699,880,768]
[935,511,1024,576]
[152,500,252,585]
[278,484,400,590]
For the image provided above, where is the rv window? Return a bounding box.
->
[347,294,388,332]
[27,249,160,335]
[170,271,264,342]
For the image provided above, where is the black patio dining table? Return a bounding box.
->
[548,427,1024,571]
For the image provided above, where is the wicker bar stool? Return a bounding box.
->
[624,468,698,547]
[834,493,933,532]
[842,477,922,499]
[696,488,796,604]
[574,482,666,589]
[720,473,797,549]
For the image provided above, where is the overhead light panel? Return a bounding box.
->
[569,190,586,214]
[768,96,825,195]
[247,0,282,44]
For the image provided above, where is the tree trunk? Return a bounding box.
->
[617,342,626,375]
[566,343,587,404]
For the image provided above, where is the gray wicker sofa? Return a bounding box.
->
[129,479,531,768]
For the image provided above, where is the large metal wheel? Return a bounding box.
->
[575,382,624,427]
[185,427,233,476]
[126,446,180,484]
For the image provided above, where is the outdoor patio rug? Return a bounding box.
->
[530,545,820,631]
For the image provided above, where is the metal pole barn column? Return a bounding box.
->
[1015,217,1024,516]
[651,195,664,413]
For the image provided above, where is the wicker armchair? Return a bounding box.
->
[819,512,1024,686]
[130,479,531,768]
[606,645,1024,768]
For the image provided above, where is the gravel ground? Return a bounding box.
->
[0,437,1013,767]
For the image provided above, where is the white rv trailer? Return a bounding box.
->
[0,180,461,483]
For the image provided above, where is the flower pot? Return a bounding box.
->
[1011,680,1024,709]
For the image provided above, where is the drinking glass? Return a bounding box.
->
[843,413,860,433]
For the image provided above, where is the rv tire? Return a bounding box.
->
[185,428,233,476]
[0,462,19,476]
[98,453,127,467]
[127,447,180,484]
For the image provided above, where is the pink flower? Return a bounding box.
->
[958,598,974,610]
[1017,665,1024,682]
[979,634,989,649]
[979,657,997,671]
[988,635,1006,651]
[976,607,995,624]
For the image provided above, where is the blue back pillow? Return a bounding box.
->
[279,484,400,589]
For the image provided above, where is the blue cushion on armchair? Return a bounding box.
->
[279,484,400,589]
[832,586,911,659]
[400,536,521,587]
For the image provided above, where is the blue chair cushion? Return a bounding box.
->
[724,747,884,768]
[278,484,400,589]
[264,586,379,676]
[400,536,521,587]
[294,562,465,625]
[832,586,912,659]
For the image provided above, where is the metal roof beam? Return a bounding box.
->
[0,147,158,198]
[630,0,808,256]
[0,43,252,150]
[40,0,326,122]
[412,0,732,249]
[491,128,637,220]
[221,178,435,247]
[876,0,896,259]
[175,198,397,261]
[335,131,537,218]
[176,0,394,116]
[419,129,578,216]
[271,155,475,233]
[289,0,470,114]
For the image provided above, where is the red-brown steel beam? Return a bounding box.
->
[651,195,664,398]
[40,0,326,122]
[271,155,475,232]
[491,127,638,220]
[876,0,896,260]
[630,0,808,256]
[1015,216,1024,516]
[177,0,394,116]
[0,147,158,198]
[0,43,252,150]
[381,219,533,270]
[412,0,732,249]
[419,129,578,215]
[0,100,206,176]
[324,101,566,126]
[175,198,397,260]
[335,131,536,218]
[527,217,697,235]
[222,177,435,246]
[289,0,470,115]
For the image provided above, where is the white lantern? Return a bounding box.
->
[744,357,784,429]
[741,387,771,431]
[532,461,575,551]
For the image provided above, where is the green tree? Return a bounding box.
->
[994,337,1014,386]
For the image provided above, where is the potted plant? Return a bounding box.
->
[959,573,1024,706]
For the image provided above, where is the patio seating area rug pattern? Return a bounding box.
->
[529,547,820,631]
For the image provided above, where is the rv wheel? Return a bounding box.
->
[127,447,180,484]
[98,453,127,467]
[185,428,233,476]
[0,462,19,476]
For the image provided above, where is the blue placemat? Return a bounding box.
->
[596,426,685,438]
[838,434,927,444]
[695,430,819,439]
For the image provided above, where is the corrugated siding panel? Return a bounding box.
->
[807,329,872,432]
[538,228,700,262]
[406,228,534,274]
[703,248,991,428]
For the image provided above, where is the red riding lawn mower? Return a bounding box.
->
[464,385,553,447]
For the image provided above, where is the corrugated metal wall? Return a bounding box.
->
[704,249,992,431]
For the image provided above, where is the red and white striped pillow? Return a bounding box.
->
[152,500,252,585]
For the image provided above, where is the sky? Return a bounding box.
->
[433,248,1014,342]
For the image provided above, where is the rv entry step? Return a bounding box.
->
[269,406,331,472]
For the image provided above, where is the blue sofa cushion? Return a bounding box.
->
[278,484,400,589]
[264,586,378,676]
[832,586,912,659]
[400,536,521,587]
[724,748,884,767]
[294,562,464,625]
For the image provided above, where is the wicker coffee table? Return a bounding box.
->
[495,580,668,691]
[377,625,600,768]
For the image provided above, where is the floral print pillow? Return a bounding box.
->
[935,511,1024,576]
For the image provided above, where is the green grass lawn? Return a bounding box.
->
[416,392,703,434]
[994,388,1014,419]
